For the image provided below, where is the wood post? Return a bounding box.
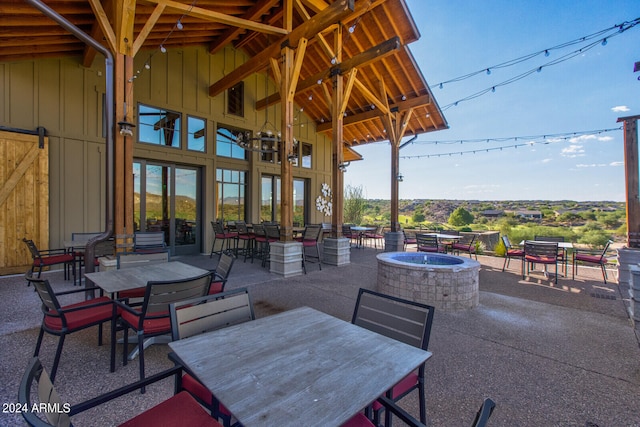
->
[619,115,640,248]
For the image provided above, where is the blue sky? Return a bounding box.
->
[344,0,639,201]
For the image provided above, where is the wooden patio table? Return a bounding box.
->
[168,306,432,427]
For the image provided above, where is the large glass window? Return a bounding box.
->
[216,125,247,159]
[187,116,206,152]
[138,104,181,148]
[216,168,246,222]
[261,175,306,225]
[301,143,312,168]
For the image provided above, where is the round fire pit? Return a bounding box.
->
[376,252,481,311]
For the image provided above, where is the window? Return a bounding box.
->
[216,168,247,222]
[261,175,306,225]
[301,143,312,168]
[227,81,244,117]
[216,125,247,159]
[138,104,181,148]
[187,116,206,152]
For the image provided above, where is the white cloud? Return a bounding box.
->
[612,105,630,112]
[576,163,607,168]
[568,134,614,144]
[542,158,553,163]
[609,161,624,167]
[561,144,585,158]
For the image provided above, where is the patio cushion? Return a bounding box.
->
[44,297,113,331]
[370,372,418,412]
[340,413,372,427]
[507,249,524,256]
[525,254,556,264]
[118,391,221,427]
[121,310,170,334]
[575,253,604,264]
[33,253,74,266]
[182,373,232,417]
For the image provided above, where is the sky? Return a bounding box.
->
[344,0,640,201]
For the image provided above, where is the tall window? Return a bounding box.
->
[138,104,181,148]
[261,175,306,225]
[187,116,206,152]
[301,143,312,168]
[216,125,246,159]
[216,168,246,222]
[227,82,244,117]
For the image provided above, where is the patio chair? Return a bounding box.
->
[535,235,567,273]
[524,240,559,284]
[25,270,114,382]
[69,232,102,284]
[572,240,612,283]
[343,224,356,247]
[451,233,477,259]
[234,221,254,261]
[210,221,238,258]
[341,395,427,427]
[22,238,76,283]
[133,231,167,253]
[263,224,281,268]
[365,225,385,249]
[116,250,171,299]
[351,288,435,426]
[296,224,323,273]
[208,250,235,294]
[112,271,212,392]
[403,230,417,251]
[19,357,221,427]
[170,288,255,427]
[501,236,524,274]
[251,223,268,264]
[416,234,447,253]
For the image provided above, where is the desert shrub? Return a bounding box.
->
[578,230,612,248]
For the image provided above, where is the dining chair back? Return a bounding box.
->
[403,230,417,251]
[208,250,235,294]
[19,357,221,427]
[113,271,213,391]
[169,288,254,426]
[133,231,167,253]
[351,288,435,425]
[210,221,238,258]
[117,250,170,269]
[416,234,446,254]
[572,240,612,283]
[471,398,497,427]
[25,270,113,382]
[524,240,559,283]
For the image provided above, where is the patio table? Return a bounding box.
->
[350,226,376,248]
[168,306,431,427]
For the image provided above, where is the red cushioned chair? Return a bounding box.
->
[112,272,212,392]
[210,220,238,258]
[451,233,477,259]
[23,238,76,284]
[524,240,559,284]
[208,250,235,294]
[365,225,385,249]
[115,250,171,299]
[416,234,447,253]
[25,271,114,383]
[170,288,255,427]
[501,235,524,274]
[19,357,221,427]
[351,288,435,426]
[572,240,612,284]
[403,230,418,251]
[295,224,323,273]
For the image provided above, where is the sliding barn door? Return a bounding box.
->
[0,130,49,275]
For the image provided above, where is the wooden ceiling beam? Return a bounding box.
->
[256,36,400,110]
[353,77,389,115]
[88,0,116,52]
[340,68,358,116]
[209,0,356,98]
[132,3,165,57]
[209,0,279,56]
[145,0,287,36]
[315,94,431,132]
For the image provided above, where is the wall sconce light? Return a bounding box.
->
[118,119,135,137]
[397,173,404,182]
[338,162,350,172]
[287,153,297,163]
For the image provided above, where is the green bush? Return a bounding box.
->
[578,230,612,248]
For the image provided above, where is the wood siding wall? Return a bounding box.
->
[0,45,333,259]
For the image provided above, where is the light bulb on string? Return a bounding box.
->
[601,38,607,46]
[486,69,491,75]
[144,63,150,70]
[160,45,166,53]
[544,49,550,57]
[348,25,356,33]
[176,20,183,30]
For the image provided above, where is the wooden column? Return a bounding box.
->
[114,54,134,253]
[280,46,295,242]
[619,115,640,248]
[390,136,400,232]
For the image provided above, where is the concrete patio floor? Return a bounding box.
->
[1,247,639,426]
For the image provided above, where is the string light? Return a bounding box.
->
[160,45,166,53]
[176,19,183,30]
[431,18,639,91]
[398,126,622,159]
